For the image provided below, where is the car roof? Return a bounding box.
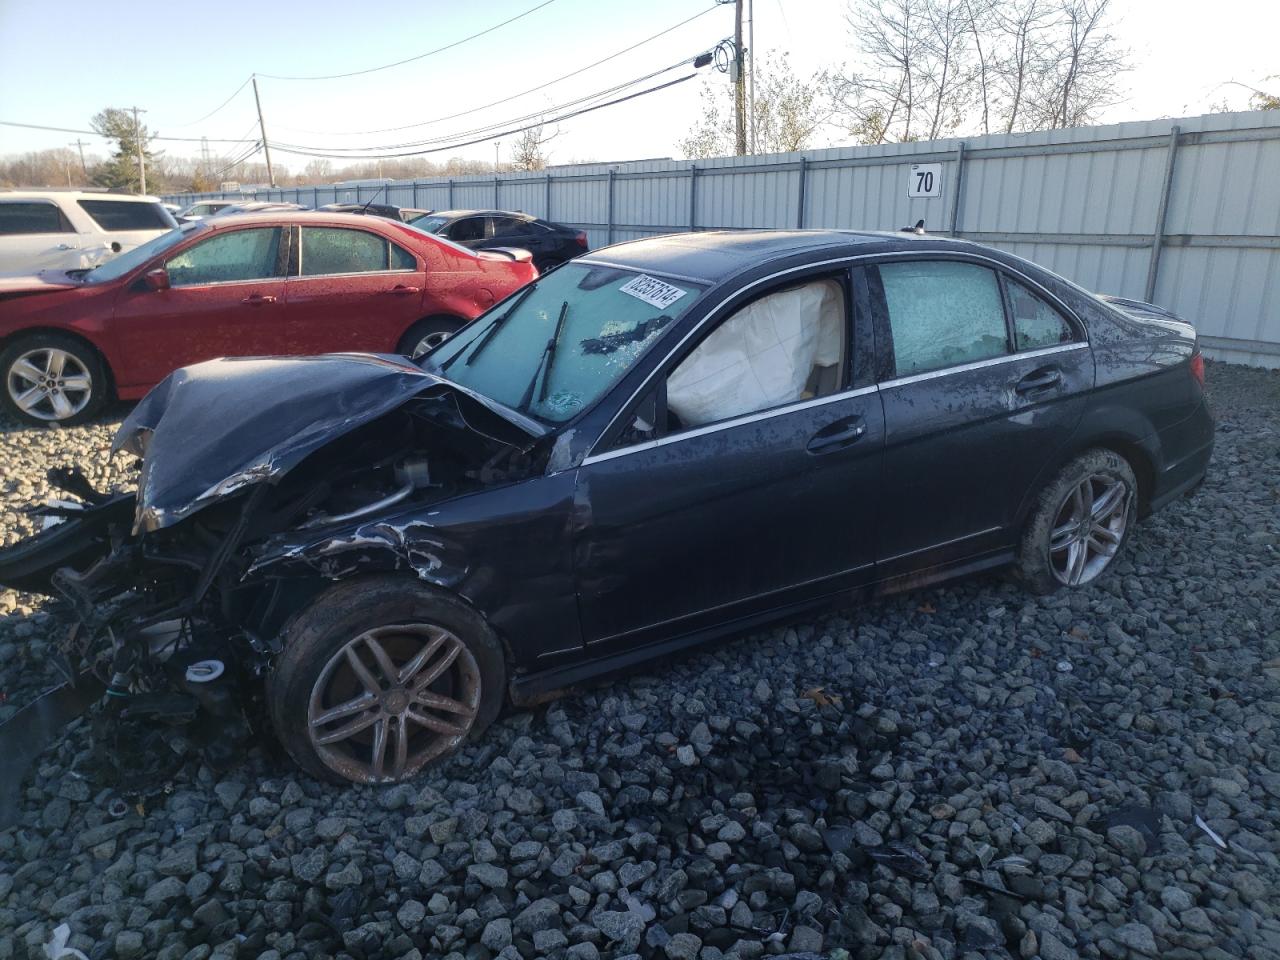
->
[0,190,164,202]
[576,229,988,284]
[425,209,535,221]
[206,210,422,230]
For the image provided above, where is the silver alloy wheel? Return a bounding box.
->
[6,348,93,422]
[307,623,480,783]
[1048,474,1129,586]
[411,330,451,360]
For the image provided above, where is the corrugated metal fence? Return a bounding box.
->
[168,109,1280,366]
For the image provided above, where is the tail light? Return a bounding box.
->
[574,231,588,249]
[1190,352,1205,388]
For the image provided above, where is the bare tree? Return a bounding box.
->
[832,0,1128,143]
[829,0,975,143]
[680,53,830,159]
[510,121,559,171]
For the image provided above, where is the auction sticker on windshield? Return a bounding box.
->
[619,274,688,309]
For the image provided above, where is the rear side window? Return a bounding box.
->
[77,199,171,231]
[490,217,528,238]
[879,261,1008,376]
[0,202,73,235]
[300,227,406,275]
[449,217,486,242]
[390,243,417,270]
[1007,278,1075,350]
[166,227,283,286]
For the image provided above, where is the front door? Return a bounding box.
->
[109,225,287,389]
[573,272,885,653]
[283,225,426,354]
[868,258,1094,574]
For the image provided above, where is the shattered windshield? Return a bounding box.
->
[425,263,703,423]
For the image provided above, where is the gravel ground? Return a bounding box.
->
[0,362,1277,960]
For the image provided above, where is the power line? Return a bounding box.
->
[257,0,561,81]
[0,120,256,144]
[273,56,702,153]
[270,72,698,161]
[272,3,723,137]
[168,76,253,128]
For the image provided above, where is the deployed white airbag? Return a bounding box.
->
[667,280,843,427]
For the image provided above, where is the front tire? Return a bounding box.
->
[398,317,462,361]
[0,333,107,426]
[1016,449,1137,594]
[267,577,505,784]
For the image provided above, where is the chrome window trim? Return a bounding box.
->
[879,342,1089,389]
[287,268,419,281]
[581,384,880,466]
[583,249,1091,461]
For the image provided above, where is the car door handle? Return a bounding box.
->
[384,285,420,295]
[806,416,867,454]
[241,294,277,305]
[1015,367,1063,394]
[56,243,79,250]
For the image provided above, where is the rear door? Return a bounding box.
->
[573,269,885,653]
[283,225,427,353]
[109,225,287,388]
[868,257,1093,574]
[0,200,81,275]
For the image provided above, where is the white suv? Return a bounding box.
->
[0,191,177,277]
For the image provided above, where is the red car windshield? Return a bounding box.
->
[83,223,205,284]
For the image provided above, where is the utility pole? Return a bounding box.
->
[733,0,746,155]
[251,75,276,187]
[748,0,756,154]
[130,106,147,194]
[70,139,88,178]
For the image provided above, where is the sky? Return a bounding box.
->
[1,0,1278,177]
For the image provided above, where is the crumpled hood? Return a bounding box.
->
[114,353,545,532]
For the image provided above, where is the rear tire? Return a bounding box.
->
[398,317,462,361]
[1016,448,1137,594]
[0,333,108,426]
[267,576,505,784]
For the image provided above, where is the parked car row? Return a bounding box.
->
[0,228,1212,789]
[0,211,536,424]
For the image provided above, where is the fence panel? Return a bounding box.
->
[166,108,1280,365]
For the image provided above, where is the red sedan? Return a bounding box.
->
[0,212,537,425]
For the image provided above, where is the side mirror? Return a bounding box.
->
[143,268,170,292]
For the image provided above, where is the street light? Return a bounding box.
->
[495,141,501,173]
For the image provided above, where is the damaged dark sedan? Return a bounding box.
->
[0,230,1213,798]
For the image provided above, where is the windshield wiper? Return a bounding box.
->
[439,282,537,372]
[518,299,570,412]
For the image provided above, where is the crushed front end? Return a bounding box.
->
[0,353,547,824]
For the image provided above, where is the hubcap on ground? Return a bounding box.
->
[6,348,92,421]
[307,623,480,783]
[411,331,450,360]
[1048,474,1129,586]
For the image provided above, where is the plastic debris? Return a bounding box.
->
[1100,805,1163,853]
[107,798,128,819]
[43,924,90,960]
[867,841,931,879]
[1194,814,1227,849]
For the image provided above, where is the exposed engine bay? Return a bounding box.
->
[0,354,547,825]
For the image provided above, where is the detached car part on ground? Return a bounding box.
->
[0,230,1213,818]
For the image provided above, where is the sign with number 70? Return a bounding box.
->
[907,163,943,198]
